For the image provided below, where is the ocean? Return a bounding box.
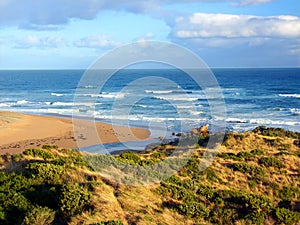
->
[0,68,299,135]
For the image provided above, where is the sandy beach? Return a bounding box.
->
[0,111,150,155]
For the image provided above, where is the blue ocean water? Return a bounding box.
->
[0,68,299,133]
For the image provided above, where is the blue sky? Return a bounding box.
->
[0,0,299,69]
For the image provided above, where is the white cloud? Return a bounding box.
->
[0,0,277,29]
[172,13,300,39]
[234,0,274,6]
[74,35,120,48]
[15,35,65,48]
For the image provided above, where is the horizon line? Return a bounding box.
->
[0,66,300,71]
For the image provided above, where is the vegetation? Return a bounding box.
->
[0,126,299,224]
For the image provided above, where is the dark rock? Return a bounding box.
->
[294,140,300,147]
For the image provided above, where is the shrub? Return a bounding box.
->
[42,144,58,150]
[275,208,300,225]
[177,201,210,218]
[22,206,55,225]
[196,185,216,200]
[233,163,266,177]
[117,151,140,165]
[237,152,253,160]
[90,220,124,225]
[26,162,64,184]
[23,148,53,159]
[250,149,265,155]
[54,154,90,168]
[244,211,266,225]
[239,193,272,211]
[218,153,241,161]
[278,186,299,200]
[252,126,300,139]
[151,152,166,159]
[209,208,239,224]
[259,157,286,169]
[58,183,91,217]
[221,190,272,211]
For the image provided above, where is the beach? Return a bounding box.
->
[0,111,150,155]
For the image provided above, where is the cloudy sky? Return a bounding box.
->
[0,0,299,69]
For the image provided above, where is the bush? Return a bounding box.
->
[23,148,53,159]
[252,126,300,139]
[218,153,241,161]
[259,157,286,169]
[42,144,58,150]
[26,162,64,184]
[237,152,253,160]
[278,186,299,200]
[275,208,300,225]
[209,208,239,224]
[243,211,266,225]
[117,151,140,165]
[221,190,272,211]
[90,220,124,225]
[177,201,210,218]
[233,163,266,177]
[22,206,55,225]
[58,183,91,217]
[250,149,265,155]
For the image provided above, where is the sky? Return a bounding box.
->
[0,0,299,69]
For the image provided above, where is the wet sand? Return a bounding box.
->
[0,111,150,154]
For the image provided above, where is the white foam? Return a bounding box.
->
[145,90,173,94]
[279,94,300,98]
[51,92,64,97]
[290,108,300,115]
[77,92,125,99]
[16,100,29,104]
[0,103,13,107]
[226,118,248,123]
[154,96,198,102]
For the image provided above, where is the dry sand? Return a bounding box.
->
[0,111,150,155]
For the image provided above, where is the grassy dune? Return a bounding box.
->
[0,127,299,225]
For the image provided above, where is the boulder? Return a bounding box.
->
[199,124,209,137]
[190,128,199,136]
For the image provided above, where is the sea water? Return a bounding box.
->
[0,68,299,133]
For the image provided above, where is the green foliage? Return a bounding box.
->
[229,191,272,211]
[278,186,299,200]
[22,206,55,225]
[274,208,300,225]
[259,157,286,169]
[236,151,253,160]
[218,151,254,161]
[54,149,90,168]
[26,162,64,184]
[42,144,58,150]
[243,211,266,225]
[196,184,216,200]
[209,208,239,224]
[117,151,140,165]
[90,220,124,225]
[218,152,242,161]
[250,149,265,155]
[23,148,53,159]
[233,163,266,177]
[151,152,166,159]
[252,126,300,139]
[58,183,91,218]
[177,201,210,218]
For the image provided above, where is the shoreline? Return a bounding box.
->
[0,110,151,155]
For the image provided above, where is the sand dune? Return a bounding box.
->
[0,111,150,154]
